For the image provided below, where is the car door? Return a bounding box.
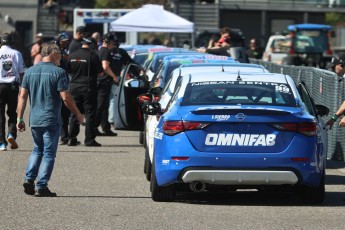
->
[297,81,328,165]
[114,63,149,131]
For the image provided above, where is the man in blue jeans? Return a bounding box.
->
[17,43,84,197]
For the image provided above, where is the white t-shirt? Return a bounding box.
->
[0,45,26,83]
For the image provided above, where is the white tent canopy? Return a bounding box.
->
[110,4,195,46]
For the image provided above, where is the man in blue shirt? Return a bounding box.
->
[17,43,84,197]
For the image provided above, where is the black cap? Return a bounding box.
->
[1,33,12,43]
[103,33,118,42]
[82,37,93,44]
[76,26,87,33]
[327,53,345,69]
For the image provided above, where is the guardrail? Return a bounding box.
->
[250,58,345,161]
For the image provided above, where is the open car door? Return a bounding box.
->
[114,63,149,131]
[297,81,329,162]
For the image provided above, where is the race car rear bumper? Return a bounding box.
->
[181,170,299,185]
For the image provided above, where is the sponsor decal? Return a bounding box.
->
[192,81,284,86]
[205,133,276,146]
[212,115,230,121]
[0,54,13,60]
[235,113,246,121]
[275,84,290,93]
[2,61,12,71]
[162,159,170,165]
[154,130,163,140]
[204,55,228,60]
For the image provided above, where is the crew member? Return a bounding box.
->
[68,26,87,54]
[95,33,121,136]
[66,37,103,146]
[0,33,26,151]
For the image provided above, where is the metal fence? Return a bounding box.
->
[250,58,345,161]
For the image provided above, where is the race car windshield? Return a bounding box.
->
[181,81,296,107]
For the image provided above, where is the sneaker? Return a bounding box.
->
[94,129,105,136]
[7,133,18,149]
[85,140,102,147]
[0,142,7,151]
[23,179,35,195]
[59,140,68,145]
[67,139,78,146]
[102,130,118,136]
[35,187,57,197]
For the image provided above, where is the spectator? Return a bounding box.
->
[55,32,72,145]
[68,26,87,54]
[43,0,58,13]
[18,43,83,197]
[92,32,102,50]
[163,38,172,47]
[0,33,26,151]
[31,33,44,65]
[149,37,162,45]
[196,36,231,56]
[207,33,221,48]
[325,53,345,130]
[95,33,120,136]
[246,38,263,59]
[66,37,103,146]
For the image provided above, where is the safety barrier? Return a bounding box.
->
[250,58,345,161]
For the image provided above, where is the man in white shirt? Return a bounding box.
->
[0,33,26,150]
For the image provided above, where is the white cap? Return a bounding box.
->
[36,33,43,37]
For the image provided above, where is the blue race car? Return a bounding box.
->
[148,72,329,203]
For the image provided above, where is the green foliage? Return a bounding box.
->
[94,0,167,9]
[326,13,345,26]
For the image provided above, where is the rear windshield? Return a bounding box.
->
[181,81,296,107]
[293,30,328,53]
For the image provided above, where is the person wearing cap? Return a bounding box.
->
[95,33,121,136]
[0,33,26,151]
[327,53,345,78]
[68,26,87,54]
[325,53,345,130]
[17,43,84,197]
[66,37,103,147]
[55,32,72,145]
[31,33,44,65]
[108,34,135,127]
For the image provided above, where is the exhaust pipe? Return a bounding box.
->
[189,181,206,192]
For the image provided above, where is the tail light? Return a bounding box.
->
[137,95,152,104]
[271,122,316,136]
[163,121,210,136]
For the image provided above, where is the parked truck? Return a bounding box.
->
[73,8,138,44]
[263,24,333,69]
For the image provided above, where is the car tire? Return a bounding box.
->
[151,162,175,202]
[143,130,147,148]
[299,169,325,204]
[143,147,147,174]
[139,131,144,145]
[145,148,152,181]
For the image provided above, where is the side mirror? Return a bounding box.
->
[145,102,162,115]
[315,104,329,117]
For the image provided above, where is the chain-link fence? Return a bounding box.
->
[250,58,345,161]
